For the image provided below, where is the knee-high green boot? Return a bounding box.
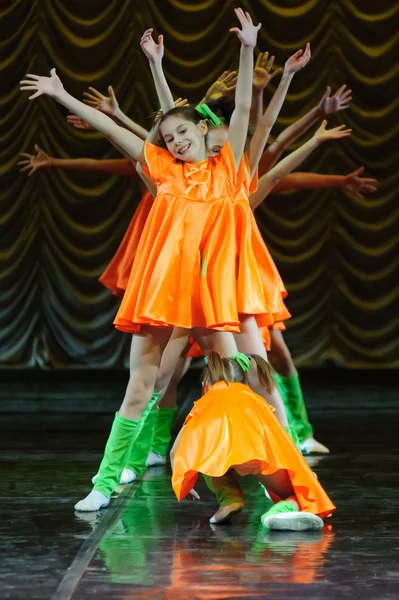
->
[125,408,159,478]
[150,407,177,456]
[93,413,142,499]
[275,371,313,443]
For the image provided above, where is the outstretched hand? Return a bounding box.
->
[284,43,311,74]
[253,51,282,91]
[314,119,352,142]
[229,7,261,48]
[318,84,352,116]
[66,115,95,130]
[83,85,119,117]
[20,68,64,100]
[140,28,164,63]
[204,71,238,104]
[343,166,377,199]
[18,145,51,176]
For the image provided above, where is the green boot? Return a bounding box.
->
[204,471,244,524]
[151,407,177,456]
[125,408,158,478]
[275,371,313,444]
[91,392,161,486]
[284,425,302,452]
[75,413,143,511]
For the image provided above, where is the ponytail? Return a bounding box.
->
[201,351,245,386]
[249,354,276,394]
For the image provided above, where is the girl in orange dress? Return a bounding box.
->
[21,8,280,512]
[171,351,335,530]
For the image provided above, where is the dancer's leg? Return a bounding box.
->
[234,316,288,426]
[75,326,174,511]
[269,330,329,454]
[148,357,192,466]
[204,472,245,524]
[255,470,323,531]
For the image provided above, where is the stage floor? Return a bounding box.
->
[1,371,398,600]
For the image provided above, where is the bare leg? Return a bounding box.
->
[268,330,329,453]
[234,316,288,426]
[267,329,296,378]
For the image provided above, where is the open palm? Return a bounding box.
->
[314,119,352,141]
[18,145,51,176]
[83,86,119,117]
[20,68,64,100]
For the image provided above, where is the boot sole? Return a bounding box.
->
[262,512,323,531]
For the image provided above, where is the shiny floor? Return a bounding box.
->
[1,370,398,599]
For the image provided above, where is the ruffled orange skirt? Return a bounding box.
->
[99,192,154,297]
[172,381,335,519]
[114,194,241,333]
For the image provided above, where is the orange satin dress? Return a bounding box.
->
[172,381,335,520]
[114,142,242,333]
[99,191,154,297]
[187,154,290,355]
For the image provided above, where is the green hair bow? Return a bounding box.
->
[195,103,222,127]
[230,352,251,373]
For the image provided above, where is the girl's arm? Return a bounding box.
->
[250,51,282,126]
[250,120,352,210]
[140,29,175,114]
[228,8,261,170]
[248,43,311,178]
[20,69,146,164]
[83,85,150,140]
[18,144,138,177]
[271,167,377,199]
[259,84,352,175]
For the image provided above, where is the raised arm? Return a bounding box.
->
[248,43,311,178]
[259,84,352,175]
[82,85,149,140]
[140,29,174,113]
[228,8,261,170]
[250,120,352,210]
[271,167,377,199]
[18,144,138,177]
[250,51,282,126]
[20,69,146,164]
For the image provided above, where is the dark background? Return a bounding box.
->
[1,0,398,369]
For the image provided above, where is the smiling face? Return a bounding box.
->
[160,115,208,163]
[206,125,229,156]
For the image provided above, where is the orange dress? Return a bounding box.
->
[187,155,289,355]
[99,191,154,297]
[172,381,335,519]
[237,156,291,331]
[114,142,240,332]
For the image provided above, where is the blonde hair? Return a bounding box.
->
[201,351,275,394]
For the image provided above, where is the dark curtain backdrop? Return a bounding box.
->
[1,0,398,369]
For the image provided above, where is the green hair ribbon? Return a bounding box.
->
[195,103,222,127]
[203,352,251,373]
[230,353,251,373]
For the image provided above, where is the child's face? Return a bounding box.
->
[160,116,207,162]
[206,125,229,156]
